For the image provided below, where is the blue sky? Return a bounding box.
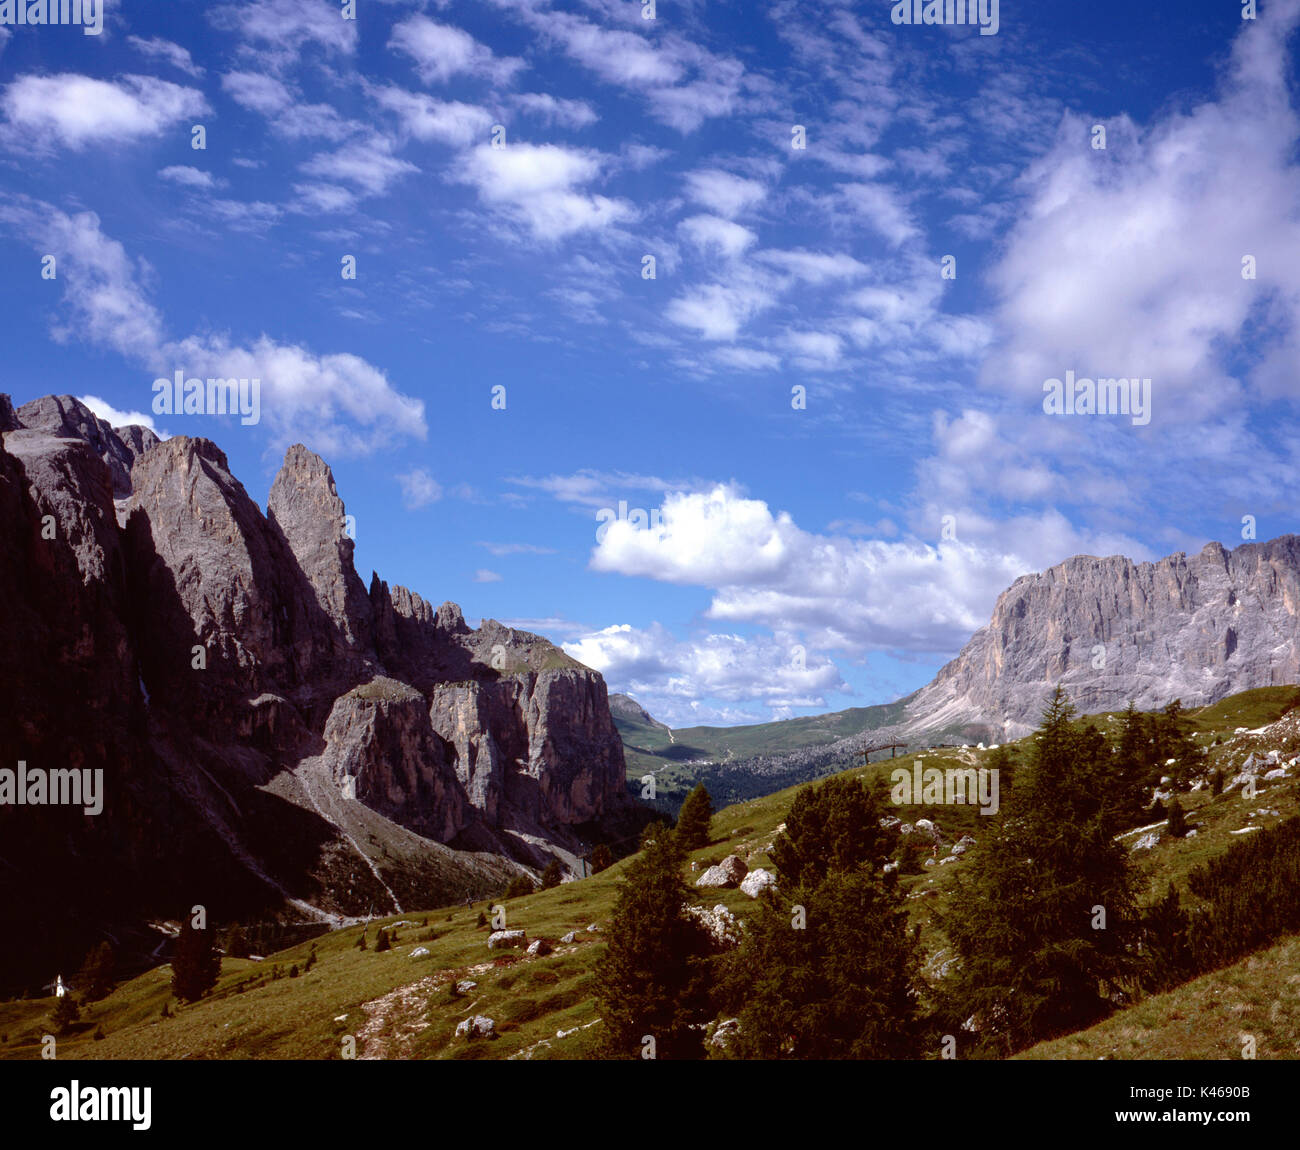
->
[1,0,1298,727]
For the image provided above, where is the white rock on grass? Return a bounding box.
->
[487,929,526,949]
[1131,831,1161,852]
[455,1016,495,1039]
[739,868,777,898]
[409,946,429,958]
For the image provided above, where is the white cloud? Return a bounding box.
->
[159,165,219,190]
[836,182,918,247]
[211,0,357,71]
[397,468,442,509]
[0,197,426,457]
[126,36,204,78]
[79,395,168,438]
[370,85,494,147]
[222,72,356,141]
[2,73,208,150]
[301,136,419,197]
[587,483,1031,654]
[684,169,766,218]
[513,92,598,128]
[755,249,869,284]
[665,280,776,341]
[389,15,524,85]
[679,214,756,259]
[454,142,634,241]
[564,621,847,722]
[473,568,503,583]
[983,4,1300,424]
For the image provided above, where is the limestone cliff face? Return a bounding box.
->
[267,444,373,660]
[17,394,159,500]
[321,679,470,842]
[905,537,1300,739]
[0,395,628,989]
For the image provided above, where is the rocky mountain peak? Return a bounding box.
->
[267,443,372,654]
[15,394,160,499]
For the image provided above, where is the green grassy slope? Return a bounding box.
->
[5,685,1298,1061]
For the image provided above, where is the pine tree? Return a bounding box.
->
[375,928,391,953]
[720,771,919,1058]
[505,875,536,899]
[51,992,80,1035]
[224,926,250,960]
[589,844,614,873]
[75,941,116,1002]
[595,827,714,1059]
[675,783,715,851]
[540,859,564,889]
[721,867,920,1059]
[939,687,1142,1056]
[1166,797,1187,838]
[171,917,221,1003]
[770,772,889,888]
[1158,700,1199,787]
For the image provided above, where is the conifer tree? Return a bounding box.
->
[940,687,1142,1055]
[375,928,391,953]
[1166,797,1187,838]
[721,772,920,1058]
[675,783,715,851]
[171,917,221,1003]
[770,771,890,887]
[223,926,250,960]
[540,859,564,889]
[595,827,714,1059]
[75,941,116,1002]
[589,844,614,873]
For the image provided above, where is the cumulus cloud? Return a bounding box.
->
[370,85,494,147]
[211,0,357,71]
[222,72,356,141]
[301,136,419,197]
[2,73,208,150]
[452,141,634,241]
[565,621,847,721]
[684,169,766,218]
[389,15,524,85]
[983,0,1300,424]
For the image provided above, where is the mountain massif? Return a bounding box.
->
[0,395,635,992]
[617,537,1300,806]
[903,537,1300,739]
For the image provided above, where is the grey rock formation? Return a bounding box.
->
[608,692,670,730]
[905,537,1300,739]
[16,395,159,499]
[0,393,631,992]
[321,678,471,842]
[267,444,372,659]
